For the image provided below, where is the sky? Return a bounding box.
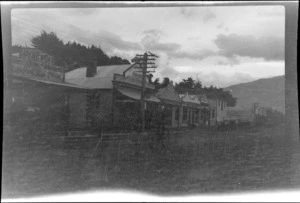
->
[11,5,285,87]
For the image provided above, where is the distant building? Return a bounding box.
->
[155,81,182,128]
[216,98,228,123]
[179,92,201,127]
[207,98,217,126]
[191,93,210,126]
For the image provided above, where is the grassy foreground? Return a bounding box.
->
[2,122,300,198]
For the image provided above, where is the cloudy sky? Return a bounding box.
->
[11,6,285,87]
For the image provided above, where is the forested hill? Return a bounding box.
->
[224,75,285,113]
[12,31,130,72]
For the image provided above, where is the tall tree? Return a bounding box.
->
[31,31,65,65]
[30,30,130,71]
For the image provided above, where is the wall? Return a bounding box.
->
[69,91,88,129]
[216,99,227,123]
[10,78,70,131]
[69,89,113,130]
[90,90,113,130]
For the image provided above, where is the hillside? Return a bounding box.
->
[224,75,285,114]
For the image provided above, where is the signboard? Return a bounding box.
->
[12,48,65,83]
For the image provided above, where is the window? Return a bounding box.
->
[175,107,179,121]
[212,109,215,118]
[221,101,223,111]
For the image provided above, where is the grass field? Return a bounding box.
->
[2,122,300,199]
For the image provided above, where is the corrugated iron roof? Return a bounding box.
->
[65,64,133,89]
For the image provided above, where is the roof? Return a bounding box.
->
[65,64,134,89]
[156,83,181,105]
[13,74,91,90]
[193,94,209,104]
[179,92,201,105]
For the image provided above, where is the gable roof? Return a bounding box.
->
[156,83,181,105]
[179,92,201,105]
[65,64,134,89]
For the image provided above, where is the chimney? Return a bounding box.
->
[86,57,97,77]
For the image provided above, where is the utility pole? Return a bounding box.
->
[132,52,158,132]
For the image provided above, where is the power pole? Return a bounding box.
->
[132,52,158,132]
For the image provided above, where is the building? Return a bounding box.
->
[10,47,160,133]
[207,98,217,126]
[179,92,201,127]
[155,81,182,128]
[214,98,228,124]
[10,48,89,133]
[65,62,160,131]
[195,94,211,126]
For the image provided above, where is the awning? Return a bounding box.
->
[116,86,160,103]
[160,99,182,106]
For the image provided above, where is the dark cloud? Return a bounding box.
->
[215,34,284,61]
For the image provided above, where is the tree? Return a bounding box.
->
[160,77,170,88]
[29,30,130,72]
[152,78,160,89]
[109,56,130,65]
[31,31,65,66]
[174,76,237,106]
[175,77,196,94]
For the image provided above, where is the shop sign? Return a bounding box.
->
[12,48,64,83]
